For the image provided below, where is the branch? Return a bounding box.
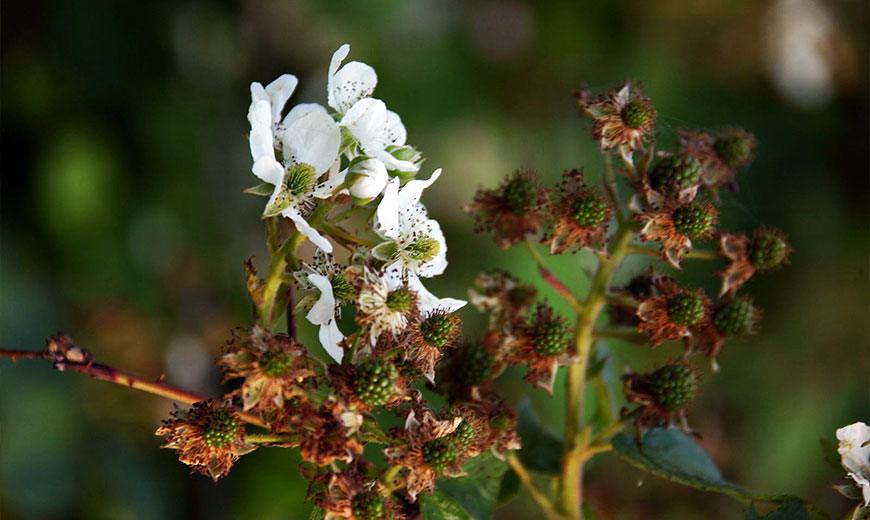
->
[525,240,584,313]
[0,337,268,429]
[507,453,564,520]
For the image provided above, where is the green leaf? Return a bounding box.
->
[612,428,754,500]
[516,398,563,475]
[429,454,507,520]
[243,182,275,196]
[745,496,829,520]
[420,491,472,520]
[496,468,520,505]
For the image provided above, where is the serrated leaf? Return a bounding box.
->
[612,428,755,500]
[497,468,520,505]
[431,454,507,520]
[516,398,563,475]
[244,182,275,196]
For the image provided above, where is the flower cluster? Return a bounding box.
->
[153,44,521,516]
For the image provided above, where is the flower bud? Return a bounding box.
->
[347,159,389,203]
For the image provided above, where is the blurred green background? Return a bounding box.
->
[2,0,867,518]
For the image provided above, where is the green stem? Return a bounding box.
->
[525,240,584,313]
[593,326,647,344]
[245,433,298,444]
[560,223,635,519]
[258,231,304,329]
[507,454,565,520]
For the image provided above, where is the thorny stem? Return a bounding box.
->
[525,240,584,313]
[507,454,565,520]
[560,222,635,519]
[0,348,269,429]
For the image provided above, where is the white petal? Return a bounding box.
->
[249,82,269,106]
[264,74,298,123]
[374,148,418,173]
[348,159,389,199]
[375,177,401,239]
[341,98,387,152]
[306,274,336,326]
[248,100,275,160]
[312,166,348,198]
[384,110,407,146]
[327,44,351,112]
[252,156,284,186]
[398,168,441,208]
[318,320,344,363]
[414,218,448,278]
[283,111,341,174]
[282,102,328,128]
[285,210,333,253]
[408,274,467,313]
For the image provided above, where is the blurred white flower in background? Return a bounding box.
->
[836,421,870,506]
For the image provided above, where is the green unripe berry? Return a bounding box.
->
[571,194,608,228]
[714,135,752,168]
[422,438,458,472]
[202,408,238,448]
[450,420,476,452]
[749,232,787,271]
[533,315,569,356]
[621,99,654,129]
[650,154,702,193]
[713,298,757,336]
[260,350,295,377]
[420,313,457,348]
[666,293,705,327]
[353,360,399,407]
[650,364,697,411]
[351,491,386,520]
[672,203,713,238]
[385,288,414,313]
[503,175,537,215]
[457,344,492,387]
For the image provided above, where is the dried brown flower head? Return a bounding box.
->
[509,303,573,394]
[637,200,717,268]
[155,400,256,481]
[545,169,611,254]
[468,270,537,332]
[576,84,656,152]
[636,276,712,346]
[465,170,547,249]
[718,228,791,296]
[678,127,756,191]
[401,310,462,382]
[624,361,700,430]
[299,398,365,466]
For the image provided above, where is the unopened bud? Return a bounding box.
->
[347,159,389,202]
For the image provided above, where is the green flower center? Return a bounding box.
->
[571,194,608,228]
[405,235,440,262]
[422,438,457,472]
[503,175,537,215]
[666,293,705,327]
[284,163,316,196]
[672,203,713,238]
[749,233,787,271]
[713,298,756,336]
[330,273,355,304]
[385,288,414,313]
[621,100,653,129]
[353,360,399,407]
[420,313,457,348]
[202,408,238,448]
[650,364,696,411]
[351,492,386,520]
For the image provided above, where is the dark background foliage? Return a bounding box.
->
[1,1,867,518]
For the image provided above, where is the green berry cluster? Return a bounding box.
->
[714,134,752,168]
[749,231,787,271]
[420,313,457,348]
[457,344,492,387]
[666,293,705,327]
[650,154,702,193]
[532,311,569,356]
[713,298,756,336]
[503,174,537,215]
[571,194,608,228]
[621,99,654,129]
[449,420,476,452]
[353,360,399,407]
[202,408,238,448]
[422,437,458,473]
[260,350,295,377]
[650,364,697,411]
[351,491,386,520]
[672,203,713,238]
